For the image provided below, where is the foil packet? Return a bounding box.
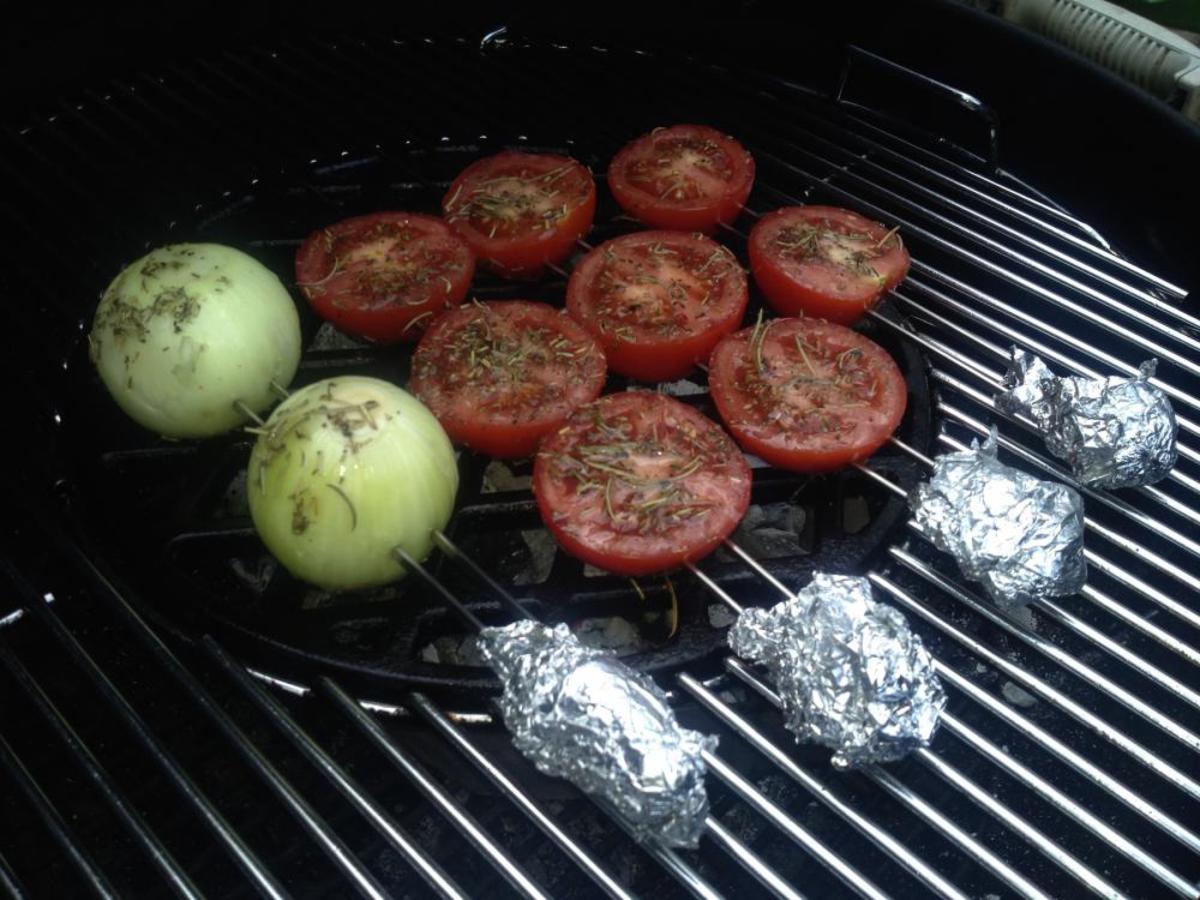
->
[478,620,715,848]
[910,431,1087,608]
[729,573,945,769]
[996,348,1177,489]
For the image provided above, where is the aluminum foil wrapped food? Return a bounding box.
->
[478,620,715,848]
[729,573,945,769]
[910,431,1087,608]
[995,348,1177,489]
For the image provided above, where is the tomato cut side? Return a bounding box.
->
[408,300,606,459]
[295,212,475,343]
[749,206,909,324]
[565,230,748,382]
[607,125,755,234]
[534,391,751,576]
[442,151,596,278]
[708,317,907,473]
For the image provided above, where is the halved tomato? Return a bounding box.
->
[442,151,595,278]
[565,231,748,382]
[409,300,606,459]
[295,212,475,343]
[748,206,910,324]
[607,125,755,234]
[533,391,751,576]
[708,317,907,473]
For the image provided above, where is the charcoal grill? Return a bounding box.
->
[3,4,1200,898]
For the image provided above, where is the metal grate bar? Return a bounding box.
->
[425,539,879,900]
[406,692,636,900]
[863,449,1200,699]
[0,730,117,899]
[937,712,1198,898]
[62,593,389,899]
[931,425,1200,640]
[202,640,469,900]
[869,301,1200,477]
[319,678,552,900]
[748,125,1194,326]
[713,549,1199,897]
[8,578,290,900]
[710,205,1200,532]
[934,662,1200,855]
[1030,593,1200,708]
[589,798,725,900]
[499,36,1121,261]
[678,673,970,900]
[829,104,1121,251]
[894,282,1200,449]
[932,371,1200,519]
[0,640,202,900]
[911,747,1128,900]
[720,656,1132,900]
[0,848,25,900]
[874,315,1011,396]
[721,659,1051,900]
[788,98,1106,247]
[411,548,845,900]
[748,102,1186,302]
[866,572,1200,801]
[703,817,806,900]
[904,269,1200,415]
[935,401,1200,589]
[700,751,889,900]
[752,161,1200,378]
[882,436,1200,678]
[899,477,1200,664]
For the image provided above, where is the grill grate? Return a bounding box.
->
[2,31,1199,900]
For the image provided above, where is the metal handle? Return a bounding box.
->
[836,45,1002,171]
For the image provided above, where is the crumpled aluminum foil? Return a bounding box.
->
[910,431,1087,608]
[478,620,715,848]
[729,573,944,768]
[996,348,1177,489]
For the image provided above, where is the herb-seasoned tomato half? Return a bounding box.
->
[708,317,907,473]
[442,151,596,278]
[533,391,751,576]
[748,206,909,324]
[295,212,475,343]
[409,300,606,459]
[607,125,755,234]
[566,231,748,382]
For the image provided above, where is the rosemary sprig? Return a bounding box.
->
[749,310,770,378]
[875,225,901,249]
[326,483,358,531]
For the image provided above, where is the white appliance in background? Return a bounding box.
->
[1001,0,1200,121]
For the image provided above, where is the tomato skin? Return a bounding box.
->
[565,230,748,382]
[295,212,475,343]
[708,317,907,473]
[533,391,751,576]
[748,206,910,325]
[442,151,596,279]
[409,300,606,460]
[607,125,755,234]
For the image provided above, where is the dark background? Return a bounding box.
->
[2,0,1198,287]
